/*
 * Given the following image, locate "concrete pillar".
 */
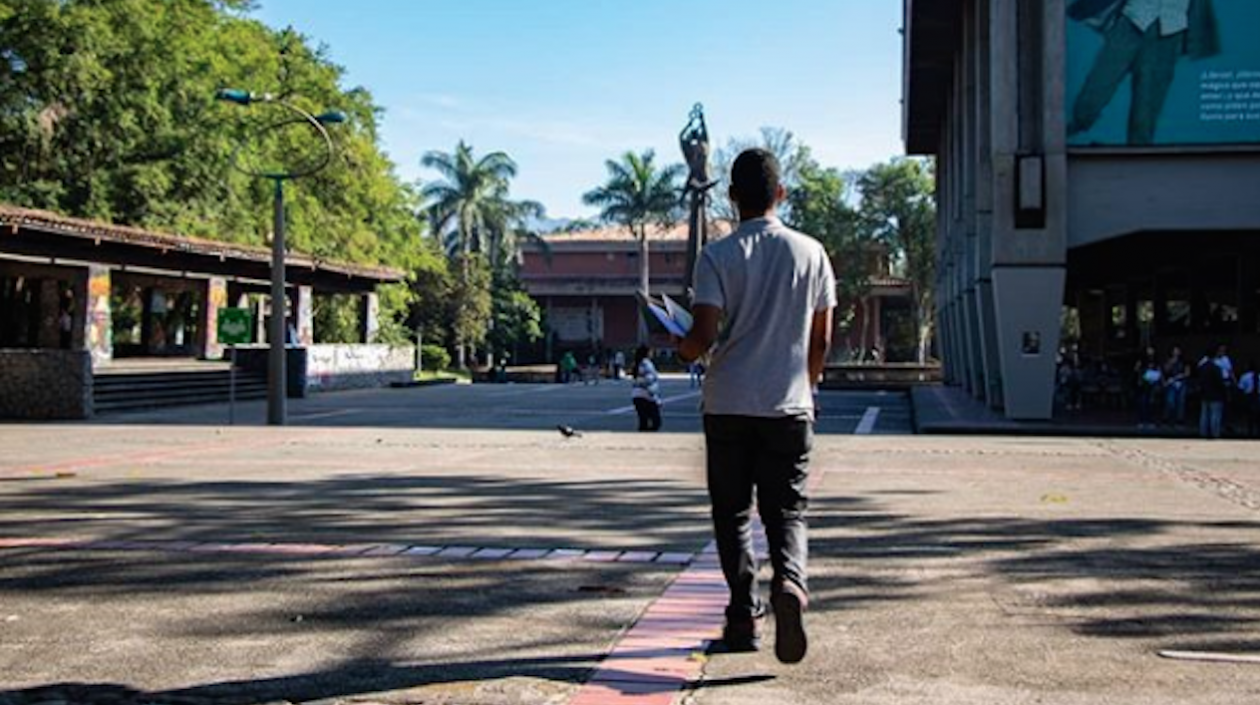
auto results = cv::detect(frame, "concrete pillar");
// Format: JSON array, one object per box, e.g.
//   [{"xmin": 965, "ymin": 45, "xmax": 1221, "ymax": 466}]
[
  {"xmin": 294, "ymin": 285, "xmax": 314, "ymax": 346},
  {"xmin": 979, "ymin": 0, "xmax": 1068, "ymax": 420},
  {"xmin": 977, "ymin": 279, "xmax": 1002, "ymax": 407},
  {"xmin": 361, "ymin": 291, "xmax": 380, "ymax": 344},
  {"xmin": 993, "ymin": 266, "xmax": 1065, "ymax": 419},
  {"xmin": 937, "ymin": 302, "xmax": 953, "ymax": 382},
  {"xmin": 254, "ymin": 296, "xmax": 267, "ymax": 344},
  {"xmin": 82, "ymin": 264, "xmax": 112, "ymax": 367},
  {"xmin": 199, "ymin": 277, "xmax": 228, "ymax": 360}
]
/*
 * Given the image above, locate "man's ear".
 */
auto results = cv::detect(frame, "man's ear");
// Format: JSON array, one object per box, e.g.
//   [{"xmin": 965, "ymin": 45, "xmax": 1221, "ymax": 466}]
[
  {"xmin": 774, "ymin": 183, "xmax": 788, "ymax": 205},
  {"xmin": 728, "ymin": 185, "xmax": 740, "ymax": 211}
]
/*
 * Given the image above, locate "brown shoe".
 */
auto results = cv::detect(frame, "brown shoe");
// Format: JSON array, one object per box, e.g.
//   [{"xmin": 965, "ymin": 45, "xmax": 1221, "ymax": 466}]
[
  {"xmin": 771, "ymin": 582, "xmax": 808, "ymax": 664},
  {"xmin": 711, "ymin": 606, "xmax": 766, "ymax": 653}
]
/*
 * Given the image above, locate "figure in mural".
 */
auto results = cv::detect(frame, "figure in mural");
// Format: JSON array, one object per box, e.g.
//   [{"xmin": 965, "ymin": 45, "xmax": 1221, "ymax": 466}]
[{"xmin": 1067, "ymin": 0, "xmax": 1220, "ymax": 145}]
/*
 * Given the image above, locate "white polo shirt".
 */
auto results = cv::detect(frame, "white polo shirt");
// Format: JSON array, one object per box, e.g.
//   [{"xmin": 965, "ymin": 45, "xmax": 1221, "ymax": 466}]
[
  {"xmin": 1124, "ymin": 0, "xmax": 1192, "ymax": 36},
  {"xmin": 693, "ymin": 216, "xmax": 836, "ymax": 418}
]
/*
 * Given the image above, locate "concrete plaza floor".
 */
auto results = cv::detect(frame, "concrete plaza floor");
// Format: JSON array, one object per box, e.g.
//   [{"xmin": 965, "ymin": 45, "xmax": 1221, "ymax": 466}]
[{"xmin": 1, "ymin": 380, "xmax": 1258, "ymax": 704}]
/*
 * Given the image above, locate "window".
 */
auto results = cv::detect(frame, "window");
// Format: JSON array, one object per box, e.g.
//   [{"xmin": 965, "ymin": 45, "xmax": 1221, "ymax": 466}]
[{"xmin": 1165, "ymin": 297, "xmax": 1191, "ymax": 333}]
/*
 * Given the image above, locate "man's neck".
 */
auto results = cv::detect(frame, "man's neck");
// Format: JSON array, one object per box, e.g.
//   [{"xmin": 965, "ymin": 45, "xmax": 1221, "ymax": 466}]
[{"xmin": 738, "ymin": 210, "xmax": 776, "ymax": 223}]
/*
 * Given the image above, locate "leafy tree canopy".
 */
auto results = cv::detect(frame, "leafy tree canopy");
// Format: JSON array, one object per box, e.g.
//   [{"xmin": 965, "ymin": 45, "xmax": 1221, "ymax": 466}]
[{"xmin": 0, "ymin": 0, "xmax": 421, "ymax": 270}]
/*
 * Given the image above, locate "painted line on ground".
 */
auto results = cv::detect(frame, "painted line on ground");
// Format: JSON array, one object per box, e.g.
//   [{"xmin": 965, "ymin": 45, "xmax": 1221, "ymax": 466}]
[
  {"xmin": 480, "ymin": 383, "xmax": 571, "ymax": 397},
  {"xmin": 855, "ymin": 406, "xmax": 881, "ymax": 435},
  {"xmin": 0, "ymin": 537, "xmax": 694, "ymax": 566},
  {"xmin": 605, "ymin": 391, "xmax": 702, "ymax": 416},
  {"xmin": 568, "ymin": 519, "xmax": 773, "ymax": 705},
  {"xmin": 289, "ymin": 409, "xmax": 364, "ymax": 421},
  {"xmin": 1, "ymin": 434, "xmax": 303, "ymax": 478}
]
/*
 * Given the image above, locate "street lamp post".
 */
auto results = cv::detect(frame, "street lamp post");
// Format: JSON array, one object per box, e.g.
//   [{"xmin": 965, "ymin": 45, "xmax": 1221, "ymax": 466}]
[{"xmin": 216, "ymin": 89, "xmax": 345, "ymax": 426}]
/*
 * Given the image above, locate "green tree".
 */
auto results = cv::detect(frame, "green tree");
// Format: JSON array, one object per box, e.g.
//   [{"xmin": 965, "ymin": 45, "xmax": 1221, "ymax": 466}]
[
  {"xmin": 711, "ymin": 127, "xmax": 812, "ymax": 224},
  {"xmin": 421, "ymin": 141, "xmax": 546, "ymax": 365},
  {"xmin": 0, "ymin": 0, "xmax": 431, "ymax": 345},
  {"xmin": 446, "ymin": 253, "xmax": 492, "ymax": 366},
  {"xmin": 582, "ymin": 150, "xmax": 683, "ymax": 343},
  {"xmin": 786, "ymin": 160, "xmax": 874, "ymax": 359},
  {"xmin": 858, "ymin": 158, "xmax": 937, "ymax": 363},
  {"xmin": 420, "ymin": 141, "xmax": 544, "ymax": 268},
  {"xmin": 400, "ymin": 240, "xmax": 455, "ymax": 353},
  {"xmin": 488, "ymin": 272, "xmax": 543, "ymax": 365}
]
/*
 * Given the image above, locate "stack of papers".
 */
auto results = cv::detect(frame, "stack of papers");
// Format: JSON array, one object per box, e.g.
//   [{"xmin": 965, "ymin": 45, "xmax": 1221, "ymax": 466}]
[{"xmin": 645, "ymin": 294, "xmax": 693, "ymax": 337}]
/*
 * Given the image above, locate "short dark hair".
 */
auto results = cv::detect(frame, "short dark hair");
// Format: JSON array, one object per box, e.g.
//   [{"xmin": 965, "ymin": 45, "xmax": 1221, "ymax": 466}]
[{"xmin": 730, "ymin": 148, "xmax": 781, "ymax": 214}]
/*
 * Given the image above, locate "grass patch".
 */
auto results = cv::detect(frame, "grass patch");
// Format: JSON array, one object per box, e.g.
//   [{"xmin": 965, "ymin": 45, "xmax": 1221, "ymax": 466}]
[{"xmin": 414, "ymin": 369, "xmax": 469, "ymax": 383}]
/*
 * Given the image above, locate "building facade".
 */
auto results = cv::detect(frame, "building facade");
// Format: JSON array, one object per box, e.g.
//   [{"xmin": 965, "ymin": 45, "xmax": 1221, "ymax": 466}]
[
  {"xmin": 519, "ymin": 224, "xmax": 703, "ymax": 361},
  {"xmin": 904, "ymin": 0, "xmax": 1260, "ymax": 419},
  {"xmin": 521, "ymin": 223, "xmax": 917, "ymax": 365},
  {"xmin": 0, "ymin": 205, "xmax": 404, "ymax": 418}
]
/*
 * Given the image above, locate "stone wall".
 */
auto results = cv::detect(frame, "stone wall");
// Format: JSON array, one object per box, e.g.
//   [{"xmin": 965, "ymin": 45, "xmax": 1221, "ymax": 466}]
[
  {"xmin": 0, "ymin": 350, "xmax": 92, "ymax": 419},
  {"xmin": 305, "ymin": 345, "xmax": 415, "ymax": 393}
]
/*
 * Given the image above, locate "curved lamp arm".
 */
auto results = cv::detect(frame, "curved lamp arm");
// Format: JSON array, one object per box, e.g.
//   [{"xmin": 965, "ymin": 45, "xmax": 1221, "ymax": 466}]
[{"xmin": 218, "ymin": 90, "xmax": 344, "ymax": 180}]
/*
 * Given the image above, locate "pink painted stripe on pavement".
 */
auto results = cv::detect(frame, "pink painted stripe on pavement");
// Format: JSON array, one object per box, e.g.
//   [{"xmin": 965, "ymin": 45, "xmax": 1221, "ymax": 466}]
[
  {"xmin": 566, "ymin": 542, "xmax": 725, "ymax": 705},
  {"xmin": 566, "ymin": 466, "xmax": 826, "ymax": 705}
]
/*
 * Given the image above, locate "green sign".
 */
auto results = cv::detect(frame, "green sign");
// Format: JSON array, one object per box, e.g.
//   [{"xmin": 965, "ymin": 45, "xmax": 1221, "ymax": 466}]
[
  {"xmin": 1066, "ymin": 0, "xmax": 1260, "ymax": 147},
  {"xmin": 217, "ymin": 308, "xmax": 253, "ymax": 345}
]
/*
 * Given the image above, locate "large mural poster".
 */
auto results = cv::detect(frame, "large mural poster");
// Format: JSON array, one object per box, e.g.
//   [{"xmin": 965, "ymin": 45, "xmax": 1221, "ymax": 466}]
[{"xmin": 1066, "ymin": 0, "xmax": 1260, "ymax": 147}]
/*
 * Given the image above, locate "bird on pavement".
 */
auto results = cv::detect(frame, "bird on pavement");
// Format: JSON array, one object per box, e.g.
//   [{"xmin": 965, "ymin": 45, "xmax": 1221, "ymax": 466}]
[{"xmin": 557, "ymin": 424, "xmax": 582, "ymax": 439}]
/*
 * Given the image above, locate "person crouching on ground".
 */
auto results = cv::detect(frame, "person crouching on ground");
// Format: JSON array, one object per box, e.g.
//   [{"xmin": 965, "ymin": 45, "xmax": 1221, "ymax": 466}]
[
  {"xmin": 631, "ymin": 345, "xmax": 662, "ymax": 432},
  {"xmin": 678, "ymin": 148, "xmax": 837, "ymax": 664}
]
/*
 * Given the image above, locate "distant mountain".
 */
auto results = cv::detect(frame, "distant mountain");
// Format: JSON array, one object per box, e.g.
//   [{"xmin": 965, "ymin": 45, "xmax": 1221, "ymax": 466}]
[{"xmin": 527, "ymin": 216, "xmax": 575, "ymax": 233}]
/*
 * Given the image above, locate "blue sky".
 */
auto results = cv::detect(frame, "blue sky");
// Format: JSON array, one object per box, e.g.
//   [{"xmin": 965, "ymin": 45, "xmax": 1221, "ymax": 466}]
[{"xmin": 253, "ymin": 1, "xmax": 906, "ymax": 219}]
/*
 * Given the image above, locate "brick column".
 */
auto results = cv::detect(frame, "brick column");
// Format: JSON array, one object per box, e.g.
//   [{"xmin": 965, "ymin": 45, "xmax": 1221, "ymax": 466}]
[
  {"xmin": 294, "ymin": 285, "xmax": 314, "ymax": 346},
  {"xmin": 82, "ymin": 265, "xmax": 112, "ymax": 367},
  {"xmin": 199, "ymin": 277, "xmax": 228, "ymax": 360},
  {"xmin": 360, "ymin": 292, "xmax": 379, "ymax": 343}
]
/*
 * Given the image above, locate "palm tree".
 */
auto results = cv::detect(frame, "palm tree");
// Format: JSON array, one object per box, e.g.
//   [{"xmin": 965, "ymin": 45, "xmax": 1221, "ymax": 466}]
[
  {"xmin": 421, "ymin": 141, "xmax": 515, "ymax": 257},
  {"xmin": 421, "ymin": 141, "xmax": 544, "ymax": 366},
  {"xmin": 583, "ymin": 150, "xmax": 683, "ymax": 343}
]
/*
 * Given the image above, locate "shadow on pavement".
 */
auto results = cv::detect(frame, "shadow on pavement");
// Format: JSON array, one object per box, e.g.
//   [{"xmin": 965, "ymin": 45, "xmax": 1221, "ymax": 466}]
[
  {"xmin": 807, "ymin": 494, "xmax": 1260, "ymax": 650},
  {"xmin": 1, "ymin": 651, "xmax": 682, "ymax": 705},
  {"xmin": 0, "ymin": 473, "xmax": 711, "ymax": 554}
]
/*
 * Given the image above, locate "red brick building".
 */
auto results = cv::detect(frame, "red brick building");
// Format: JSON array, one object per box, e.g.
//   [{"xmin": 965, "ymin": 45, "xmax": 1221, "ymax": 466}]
[
  {"xmin": 519, "ymin": 223, "xmax": 714, "ymax": 361},
  {"xmin": 519, "ymin": 223, "xmax": 914, "ymax": 363}
]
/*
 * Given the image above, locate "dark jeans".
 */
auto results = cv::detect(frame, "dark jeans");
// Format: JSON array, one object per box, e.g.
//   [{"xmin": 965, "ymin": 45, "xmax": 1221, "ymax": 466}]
[
  {"xmin": 1137, "ymin": 385, "xmax": 1159, "ymax": 425},
  {"xmin": 704, "ymin": 414, "xmax": 811, "ymax": 623},
  {"xmin": 633, "ymin": 398, "xmax": 661, "ymax": 432},
  {"xmin": 1200, "ymin": 400, "xmax": 1224, "ymax": 438},
  {"xmin": 1070, "ymin": 18, "xmax": 1182, "ymax": 145}
]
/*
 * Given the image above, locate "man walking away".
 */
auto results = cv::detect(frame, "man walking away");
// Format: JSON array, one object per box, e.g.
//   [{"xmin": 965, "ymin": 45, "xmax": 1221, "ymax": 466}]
[{"xmin": 679, "ymin": 148, "xmax": 837, "ymax": 664}]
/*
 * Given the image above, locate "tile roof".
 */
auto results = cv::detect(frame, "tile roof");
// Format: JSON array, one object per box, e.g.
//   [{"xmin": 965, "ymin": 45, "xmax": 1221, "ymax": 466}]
[
  {"xmin": 541, "ymin": 220, "xmax": 733, "ymax": 244},
  {"xmin": 0, "ymin": 204, "xmax": 404, "ymax": 282}
]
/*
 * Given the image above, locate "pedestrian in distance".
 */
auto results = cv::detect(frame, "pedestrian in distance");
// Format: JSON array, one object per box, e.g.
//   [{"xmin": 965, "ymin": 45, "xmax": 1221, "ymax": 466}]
[
  {"xmin": 631, "ymin": 345, "xmax": 662, "ymax": 432},
  {"xmin": 612, "ymin": 349, "xmax": 626, "ymax": 380},
  {"xmin": 559, "ymin": 351, "xmax": 578, "ymax": 384},
  {"xmin": 1137, "ymin": 355, "xmax": 1162, "ymax": 430},
  {"xmin": 1197, "ymin": 346, "xmax": 1227, "ymax": 439},
  {"xmin": 1134, "ymin": 345, "xmax": 1160, "ymax": 429},
  {"xmin": 1162, "ymin": 346, "xmax": 1189, "ymax": 425},
  {"xmin": 689, "ymin": 359, "xmax": 706, "ymax": 389},
  {"xmin": 678, "ymin": 148, "xmax": 837, "ymax": 664}
]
